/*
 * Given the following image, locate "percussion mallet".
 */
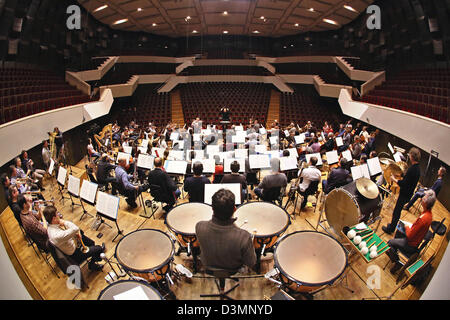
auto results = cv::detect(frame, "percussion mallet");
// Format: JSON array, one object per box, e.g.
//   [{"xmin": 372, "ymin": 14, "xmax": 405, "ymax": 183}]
[
  {"xmin": 377, "ymin": 243, "xmax": 389, "ymax": 254},
  {"xmin": 365, "ymin": 235, "xmax": 374, "ymax": 245},
  {"xmin": 361, "ymin": 231, "xmax": 374, "ymax": 241},
  {"xmin": 367, "ymin": 240, "xmax": 379, "ymax": 250}
]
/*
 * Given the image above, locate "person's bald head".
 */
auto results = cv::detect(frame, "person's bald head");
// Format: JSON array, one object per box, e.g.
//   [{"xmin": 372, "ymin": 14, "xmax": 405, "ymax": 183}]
[
  {"xmin": 154, "ymin": 157, "xmax": 163, "ymax": 168},
  {"xmin": 118, "ymin": 158, "xmax": 127, "ymax": 167}
]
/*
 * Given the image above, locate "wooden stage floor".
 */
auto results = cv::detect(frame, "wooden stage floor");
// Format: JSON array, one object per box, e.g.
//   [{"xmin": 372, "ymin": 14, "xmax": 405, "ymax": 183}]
[{"xmin": 1, "ymin": 158, "xmax": 448, "ymax": 300}]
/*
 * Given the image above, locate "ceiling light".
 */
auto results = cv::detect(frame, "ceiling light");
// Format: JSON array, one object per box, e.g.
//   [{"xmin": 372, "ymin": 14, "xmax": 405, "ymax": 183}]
[
  {"xmin": 192, "ymin": 30, "xmax": 198, "ymax": 33},
  {"xmin": 294, "ymin": 23, "xmax": 299, "ymax": 27},
  {"xmin": 152, "ymin": 23, "xmax": 157, "ymax": 27},
  {"xmin": 343, "ymin": 5, "xmax": 357, "ymax": 12},
  {"xmin": 223, "ymin": 30, "xmax": 228, "ymax": 34},
  {"xmin": 223, "ymin": 11, "xmax": 228, "ymax": 15},
  {"xmin": 93, "ymin": 5, "xmax": 108, "ymax": 13},
  {"xmin": 113, "ymin": 19, "xmax": 128, "ymax": 25},
  {"xmin": 253, "ymin": 30, "xmax": 260, "ymax": 34},
  {"xmin": 186, "ymin": 16, "xmax": 191, "ymax": 20},
  {"xmin": 137, "ymin": 8, "xmax": 143, "ymax": 12},
  {"xmin": 260, "ymin": 16, "xmax": 265, "ymax": 19},
  {"xmin": 308, "ymin": 8, "xmax": 315, "ymax": 12},
  {"xmin": 323, "ymin": 18, "xmax": 338, "ymax": 25}
]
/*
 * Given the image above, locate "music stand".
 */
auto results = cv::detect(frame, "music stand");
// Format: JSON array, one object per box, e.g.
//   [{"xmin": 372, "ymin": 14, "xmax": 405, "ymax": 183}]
[
  {"xmin": 79, "ymin": 179, "xmax": 97, "ymax": 221},
  {"xmin": 56, "ymin": 166, "xmax": 70, "ymax": 204},
  {"xmin": 95, "ymin": 191, "xmax": 123, "ymax": 242},
  {"xmin": 67, "ymin": 175, "xmax": 82, "ymax": 211}
]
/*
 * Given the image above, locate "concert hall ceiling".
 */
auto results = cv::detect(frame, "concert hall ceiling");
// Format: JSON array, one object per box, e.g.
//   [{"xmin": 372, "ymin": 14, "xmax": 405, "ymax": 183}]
[{"xmin": 77, "ymin": 0, "xmax": 375, "ymax": 37}]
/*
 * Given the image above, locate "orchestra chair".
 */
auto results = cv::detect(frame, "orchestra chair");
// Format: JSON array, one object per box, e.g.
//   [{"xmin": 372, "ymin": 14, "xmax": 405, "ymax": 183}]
[
  {"xmin": 384, "ymin": 218, "xmax": 446, "ymax": 284},
  {"xmin": 48, "ymin": 241, "xmax": 90, "ymax": 290},
  {"xmin": 260, "ymin": 186, "xmax": 283, "ymax": 207},
  {"xmin": 85, "ymin": 165, "xmax": 108, "ymax": 192},
  {"xmin": 148, "ymin": 184, "xmax": 176, "ymax": 215},
  {"xmin": 298, "ymin": 180, "xmax": 320, "ymax": 213},
  {"xmin": 32, "ymin": 238, "xmax": 60, "ymax": 278},
  {"xmin": 200, "ymin": 267, "xmax": 240, "ymax": 300}
]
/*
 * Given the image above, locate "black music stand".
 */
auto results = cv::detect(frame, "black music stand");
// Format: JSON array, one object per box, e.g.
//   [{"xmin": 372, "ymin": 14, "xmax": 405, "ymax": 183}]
[
  {"xmin": 56, "ymin": 173, "xmax": 70, "ymax": 204},
  {"xmin": 95, "ymin": 194, "xmax": 123, "ymax": 242}
]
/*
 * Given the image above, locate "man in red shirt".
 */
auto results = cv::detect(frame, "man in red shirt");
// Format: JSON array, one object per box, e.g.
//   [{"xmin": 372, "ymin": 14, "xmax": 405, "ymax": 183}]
[{"xmin": 386, "ymin": 189, "xmax": 435, "ymax": 274}]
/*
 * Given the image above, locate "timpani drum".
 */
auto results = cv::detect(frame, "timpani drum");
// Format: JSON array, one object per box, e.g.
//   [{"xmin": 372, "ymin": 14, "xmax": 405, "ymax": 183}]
[
  {"xmin": 274, "ymin": 231, "xmax": 348, "ymax": 293},
  {"xmin": 165, "ymin": 203, "xmax": 213, "ymax": 249},
  {"xmin": 98, "ymin": 280, "xmax": 164, "ymax": 300},
  {"xmin": 115, "ymin": 229, "xmax": 174, "ymax": 282},
  {"xmin": 234, "ymin": 202, "xmax": 290, "ymax": 251},
  {"xmin": 324, "ymin": 181, "xmax": 382, "ymax": 235}
]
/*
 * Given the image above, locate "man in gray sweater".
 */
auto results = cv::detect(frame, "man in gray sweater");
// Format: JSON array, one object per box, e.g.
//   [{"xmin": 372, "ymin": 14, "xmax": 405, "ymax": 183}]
[
  {"xmin": 254, "ymin": 158, "xmax": 287, "ymax": 201},
  {"xmin": 196, "ymin": 189, "xmax": 256, "ymax": 272}
]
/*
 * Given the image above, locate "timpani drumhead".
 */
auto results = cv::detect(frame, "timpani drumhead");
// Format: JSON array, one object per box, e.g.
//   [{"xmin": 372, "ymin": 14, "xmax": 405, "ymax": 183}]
[
  {"xmin": 274, "ymin": 231, "xmax": 347, "ymax": 287},
  {"xmin": 115, "ymin": 229, "xmax": 174, "ymax": 273},
  {"xmin": 165, "ymin": 203, "xmax": 213, "ymax": 235},
  {"xmin": 98, "ymin": 280, "xmax": 164, "ymax": 300},
  {"xmin": 234, "ymin": 202, "xmax": 290, "ymax": 237},
  {"xmin": 324, "ymin": 187, "xmax": 360, "ymax": 235}
]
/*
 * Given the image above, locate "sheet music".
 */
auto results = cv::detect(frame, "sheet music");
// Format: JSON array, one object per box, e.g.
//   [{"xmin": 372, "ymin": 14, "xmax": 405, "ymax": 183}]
[
  {"xmin": 201, "ymin": 129, "xmax": 211, "ymax": 135},
  {"xmin": 123, "ymin": 146, "xmax": 132, "ymax": 154},
  {"xmin": 305, "ymin": 153, "xmax": 323, "ymax": 166},
  {"xmin": 336, "ymin": 137, "xmax": 344, "ymax": 147},
  {"xmin": 48, "ymin": 158, "xmax": 55, "ymax": 175},
  {"xmin": 172, "ymin": 141, "xmax": 184, "ymax": 150},
  {"xmin": 192, "ymin": 159, "xmax": 215, "ymax": 173},
  {"xmin": 215, "ymin": 151, "xmax": 232, "ymax": 163},
  {"xmin": 249, "ymin": 154, "xmax": 270, "ymax": 169},
  {"xmin": 95, "ymin": 191, "xmax": 119, "ymax": 220},
  {"xmin": 342, "ymin": 150, "xmax": 353, "ymax": 162},
  {"xmin": 351, "ymin": 164, "xmax": 371, "ymax": 181},
  {"xmin": 235, "ymin": 125, "xmax": 243, "ymax": 131},
  {"xmin": 187, "ymin": 149, "xmax": 205, "ymax": 160},
  {"xmin": 232, "ymin": 135, "xmax": 245, "ymax": 144},
  {"xmin": 57, "ymin": 166, "xmax": 67, "ymax": 185},
  {"xmin": 269, "ymin": 136, "xmax": 279, "ymax": 145},
  {"xmin": 170, "ymin": 132, "xmax": 179, "ymax": 141},
  {"xmin": 164, "ymin": 160, "xmax": 188, "ymax": 174},
  {"xmin": 367, "ymin": 157, "xmax": 382, "ymax": 176},
  {"xmin": 169, "ymin": 150, "xmax": 185, "ymax": 161},
  {"xmin": 259, "ymin": 128, "xmax": 267, "ymax": 135},
  {"xmin": 140, "ymin": 139, "xmax": 149, "ymax": 148},
  {"xmin": 280, "ymin": 156, "xmax": 298, "ymax": 171},
  {"xmin": 206, "ymin": 145, "xmax": 220, "ymax": 155},
  {"xmin": 234, "ymin": 149, "xmax": 248, "ymax": 159},
  {"xmin": 151, "ymin": 147, "xmax": 165, "ymax": 158},
  {"xmin": 204, "ymin": 183, "xmax": 241, "ymax": 205},
  {"xmin": 388, "ymin": 142, "xmax": 394, "ymax": 154},
  {"xmin": 137, "ymin": 154, "xmax": 155, "ymax": 170},
  {"xmin": 264, "ymin": 150, "xmax": 280, "ymax": 159},
  {"xmin": 116, "ymin": 152, "xmax": 130, "ymax": 165},
  {"xmin": 287, "ymin": 148, "xmax": 298, "ymax": 158},
  {"xmin": 193, "ymin": 134, "xmax": 201, "ymax": 142},
  {"xmin": 80, "ymin": 180, "xmax": 98, "ymax": 204},
  {"xmin": 113, "ymin": 286, "xmax": 149, "ymax": 301},
  {"xmin": 137, "ymin": 146, "xmax": 148, "ymax": 154},
  {"xmin": 255, "ymin": 144, "xmax": 267, "ymax": 154},
  {"xmin": 393, "ymin": 152, "xmax": 402, "ymax": 163},
  {"xmin": 224, "ymin": 158, "xmax": 246, "ymax": 173},
  {"xmin": 325, "ymin": 150, "xmax": 339, "ymax": 165},
  {"xmin": 284, "ymin": 130, "xmax": 289, "ymax": 137},
  {"xmin": 294, "ymin": 134, "xmax": 305, "ymax": 144},
  {"xmin": 67, "ymin": 175, "xmax": 80, "ymax": 196}
]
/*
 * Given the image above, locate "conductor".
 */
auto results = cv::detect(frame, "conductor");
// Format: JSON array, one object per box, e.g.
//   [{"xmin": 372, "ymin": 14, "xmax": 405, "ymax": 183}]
[{"xmin": 220, "ymin": 107, "xmax": 231, "ymax": 122}]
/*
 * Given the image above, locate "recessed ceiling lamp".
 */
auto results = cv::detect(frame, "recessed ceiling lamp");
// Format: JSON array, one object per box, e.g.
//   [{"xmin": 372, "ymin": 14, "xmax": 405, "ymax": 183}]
[
  {"xmin": 93, "ymin": 5, "xmax": 108, "ymax": 13},
  {"xmin": 260, "ymin": 16, "xmax": 265, "ymax": 19},
  {"xmin": 113, "ymin": 19, "xmax": 128, "ymax": 25},
  {"xmin": 253, "ymin": 30, "xmax": 260, "ymax": 33},
  {"xmin": 152, "ymin": 23, "xmax": 157, "ymax": 27},
  {"xmin": 323, "ymin": 18, "xmax": 338, "ymax": 25},
  {"xmin": 294, "ymin": 23, "xmax": 299, "ymax": 27},
  {"xmin": 308, "ymin": 8, "xmax": 315, "ymax": 12},
  {"xmin": 192, "ymin": 30, "xmax": 198, "ymax": 33},
  {"xmin": 223, "ymin": 30, "xmax": 228, "ymax": 34},
  {"xmin": 137, "ymin": 8, "xmax": 143, "ymax": 12},
  {"xmin": 343, "ymin": 5, "xmax": 357, "ymax": 12},
  {"xmin": 223, "ymin": 11, "xmax": 228, "ymax": 15}
]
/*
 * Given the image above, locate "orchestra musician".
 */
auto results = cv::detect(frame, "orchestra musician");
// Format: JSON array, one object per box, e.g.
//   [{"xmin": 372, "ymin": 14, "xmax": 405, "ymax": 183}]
[
  {"xmin": 41, "ymin": 140, "xmax": 53, "ymax": 171},
  {"xmin": 115, "ymin": 158, "xmax": 148, "ymax": 209},
  {"xmin": 96, "ymin": 154, "xmax": 117, "ymax": 194},
  {"xmin": 220, "ymin": 107, "xmax": 231, "ymax": 122},
  {"xmin": 253, "ymin": 158, "xmax": 287, "ymax": 201},
  {"xmin": 184, "ymin": 162, "xmax": 211, "ymax": 203},
  {"xmin": 382, "ymin": 147, "xmax": 421, "ymax": 235},
  {"xmin": 322, "ymin": 158, "xmax": 351, "ymax": 195},
  {"xmin": 297, "ymin": 156, "xmax": 321, "ymax": 210}
]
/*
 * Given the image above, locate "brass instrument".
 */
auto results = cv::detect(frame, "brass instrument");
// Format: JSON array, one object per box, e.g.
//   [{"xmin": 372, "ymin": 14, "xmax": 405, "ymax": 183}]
[
  {"xmin": 48, "ymin": 131, "xmax": 57, "ymax": 159},
  {"xmin": 94, "ymin": 124, "xmax": 113, "ymax": 152}
]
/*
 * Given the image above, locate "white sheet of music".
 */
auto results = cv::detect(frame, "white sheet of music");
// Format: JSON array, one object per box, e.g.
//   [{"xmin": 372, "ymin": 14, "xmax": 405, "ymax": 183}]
[
  {"xmin": 206, "ymin": 145, "xmax": 220, "ymax": 155},
  {"xmin": 164, "ymin": 160, "xmax": 188, "ymax": 174},
  {"xmin": 116, "ymin": 152, "xmax": 130, "ymax": 165},
  {"xmin": 193, "ymin": 134, "xmax": 201, "ymax": 142},
  {"xmin": 264, "ymin": 150, "xmax": 280, "ymax": 159},
  {"xmin": 215, "ymin": 151, "xmax": 233, "ymax": 162},
  {"xmin": 249, "ymin": 154, "xmax": 270, "ymax": 169},
  {"xmin": 170, "ymin": 132, "xmax": 179, "ymax": 141},
  {"xmin": 67, "ymin": 175, "xmax": 80, "ymax": 196},
  {"xmin": 393, "ymin": 152, "xmax": 402, "ymax": 163},
  {"xmin": 192, "ymin": 159, "xmax": 215, "ymax": 173},
  {"xmin": 255, "ymin": 144, "xmax": 267, "ymax": 154},
  {"xmin": 137, "ymin": 146, "xmax": 148, "ymax": 154},
  {"xmin": 280, "ymin": 156, "xmax": 298, "ymax": 171},
  {"xmin": 80, "ymin": 180, "xmax": 98, "ymax": 204},
  {"xmin": 151, "ymin": 147, "xmax": 165, "ymax": 158},
  {"xmin": 287, "ymin": 148, "xmax": 298, "ymax": 158},
  {"xmin": 123, "ymin": 146, "xmax": 132, "ymax": 154},
  {"xmin": 140, "ymin": 139, "xmax": 149, "ymax": 148},
  {"xmin": 172, "ymin": 141, "xmax": 184, "ymax": 150},
  {"xmin": 204, "ymin": 183, "xmax": 241, "ymax": 205},
  {"xmin": 234, "ymin": 149, "xmax": 248, "ymax": 159},
  {"xmin": 232, "ymin": 135, "xmax": 245, "ymax": 144},
  {"xmin": 48, "ymin": 158, "xmax": 55, "ymax": 175},
  {"xmin": 306, "ymin": 153, "xmax": 323, "ymax": 166},
  {"xmin": 336, "ymin": 137, "xmax": 344, "ymax": 147},
  {"xmin": 388, "ymin": 142, "xmax": 395, "ymax": 154},
  {"xmin": 294, "ymin": 135, "xmax": 305, "ymax": 144},
  {"xmin": 137, "ymin": 154, "xmax": 155, "ymax": 170},
  {"xmin": 284, "ymin": 130, "xmax": 289, "ymax": 137},
  {"xmin": 169, "ymin": 150, "xmax": 185, "ymax": 161},
  {"xmin": 259, "ymin": 128, "xmax": 267, "ymax": 135},
  {"xmin": 201, "ymin": 129, "xmax": 211, "ymax": 135},
  {"xmin": 351, "ymin": 164, "xmax": 371, "ymax": 181},
  {"xmin": 57, "ymin": 166, "xmax": 67, "ymax": 186},
  {"xmin": 188, "ymin": 149, "xmax": 205, "ymax": 160},
  {"xmin": 224, "ymin": 158, "xmax": 246, "ymax": 172},
  {"xmin": 235, "ymin": 126, "xmax": 243, "ymax": 131},
  {"xmin": 342, "ymin": 150, "xmax": 353, "ymax": 162},
  {"xmin": 326, "ymin": 150, "xmax": 339, "ymax": 165},
  {"xmin": 269, "ymin": 136, "xmax": 279, "ymax": 145},
  {"xmin": 96, "ymin": 191, "xmax": 119, "ymax": 221},
  {"xmin": 367, "ymin": 157, "xmax": 382, "ymax": 176}
]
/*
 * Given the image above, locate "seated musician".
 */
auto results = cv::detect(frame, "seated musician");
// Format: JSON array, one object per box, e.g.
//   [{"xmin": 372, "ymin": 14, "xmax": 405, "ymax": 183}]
[
  {"xmin": 184, "ymin": 162, "xmax": 211, "ymax": 203},
  {"xmin": 386, "ymin": 189, "xmax": 435, "ymax": 274},
  {"xmin": 222, "ymin": 161, "xmax": 247, "ymax": 201},
  {"xmin": 20, "ymin": 151, "xmax": 46, "ymax": 187},
  {"xmin": 196, "ymin": 189, "xmax": 256, "ymax": 272},
  {"xmin": 323, "ymin": 158, "xmax": 351, "ymax": 194},
  {"xmin": 8, "ymin": 185, "xmax": 22, "ymax": 227},
  {"xmin": 147, "ymin": 157, "xmax": 180, "ymax": 212},
  {"xmin": 404, "ymin": 166, "xmax": 445, "ymax": 211},
  {"xmin": 350, "ymin": 135, "xmax": 362, "ymax": 160},
  {"xmin": 1, "ymin": 174, "xmax": 12, "ymax": 205},
  {"xmin": 14, "ymin": 158, "xmax": 42, "ymax": 190},
  {"xmin": 43, "ymin": 205, "xmax": 105, "ymax": 271},
  {"xmin": 41, "ymin": 140, "xmax": 52, "ymax": 171},
  {"xmin": 213, "ymin": 155, "xmax": 224, "ymax": 183},
  {"xmin": 254, "ymin": 158, "xmax": 287, "ymax": 201},
  {"xmin": 310, "ymin": 137, "xmax": 321, "ymax": 153},
  {"xmin": 17, "ymin": 194, "xmax": 48, "ymax": 249},
  {"xmin": 87, "ymin": 138, "xmax": 101, "ymax": 161},
  {"xmin": 115, "ymin": 158, "xmax": 146, "ymax": 209},
  {"xmin": 8, "ymin": 164, "xmax": 39, "ymax": 192},
  {"xmin": 320, "ymin": 133, "xmax": 335, "ymax": 153},
  {"xmin": 298, "ymin": 156, "xmax": 321, "ymax": 210},
  {"xmin": 96, "ymin": 154, "xmax": 117, "ymax": 194}
]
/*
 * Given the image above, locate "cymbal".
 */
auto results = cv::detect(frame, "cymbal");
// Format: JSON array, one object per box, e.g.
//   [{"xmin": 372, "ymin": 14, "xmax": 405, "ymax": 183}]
[{"xmin": 356, "ymin": 178, "xmax": 380, "ymax": 199}]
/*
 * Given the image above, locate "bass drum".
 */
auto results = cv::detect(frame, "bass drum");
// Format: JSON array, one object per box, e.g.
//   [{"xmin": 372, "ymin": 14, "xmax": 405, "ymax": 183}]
[{"xmin": 324, "ymin": 181, "xmax": 382, "ymax": 235}]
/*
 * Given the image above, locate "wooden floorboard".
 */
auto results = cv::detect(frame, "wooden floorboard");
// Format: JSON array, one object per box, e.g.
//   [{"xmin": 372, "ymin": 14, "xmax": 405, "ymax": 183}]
[{"xmin": 1, "ymin": 158, "xmax": 448, "ymax": 300}]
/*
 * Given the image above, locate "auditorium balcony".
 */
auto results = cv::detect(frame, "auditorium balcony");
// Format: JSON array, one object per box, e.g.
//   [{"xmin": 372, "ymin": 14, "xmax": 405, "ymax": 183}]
[
  {"xmin": 66, "ymin": 57, "xmax": 109, "ymax": 72},
  {"xmin": 0, "ymin": 68, "xmax": 94, "ymax": 125},
  {"xmin": 180, "ymin": 82, "xmax": 271, "ymax": 125},
  {"xmin": 274, "ymin": 63, "xmax": 353, "ymax": 86},
  {"xmin": 180, "ymin": 65, "xmax": 272, "ymax": 76},
  {"xmin": 280, "ymin": 84, "xmax": 344, "ymax": 128},
  {"xmin": 358, "ymin": 68, "xmax": 450, "ymax": 124}
]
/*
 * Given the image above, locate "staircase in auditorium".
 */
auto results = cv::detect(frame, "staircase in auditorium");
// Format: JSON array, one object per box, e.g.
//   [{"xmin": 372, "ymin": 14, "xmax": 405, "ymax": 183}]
[
  {"xmin": 171, "ymin": 90, "xmax": 185, "ymax": 126},
  {"xmin": 266, "ymin": 90, "xmax": 280, "ymax": 128}
]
